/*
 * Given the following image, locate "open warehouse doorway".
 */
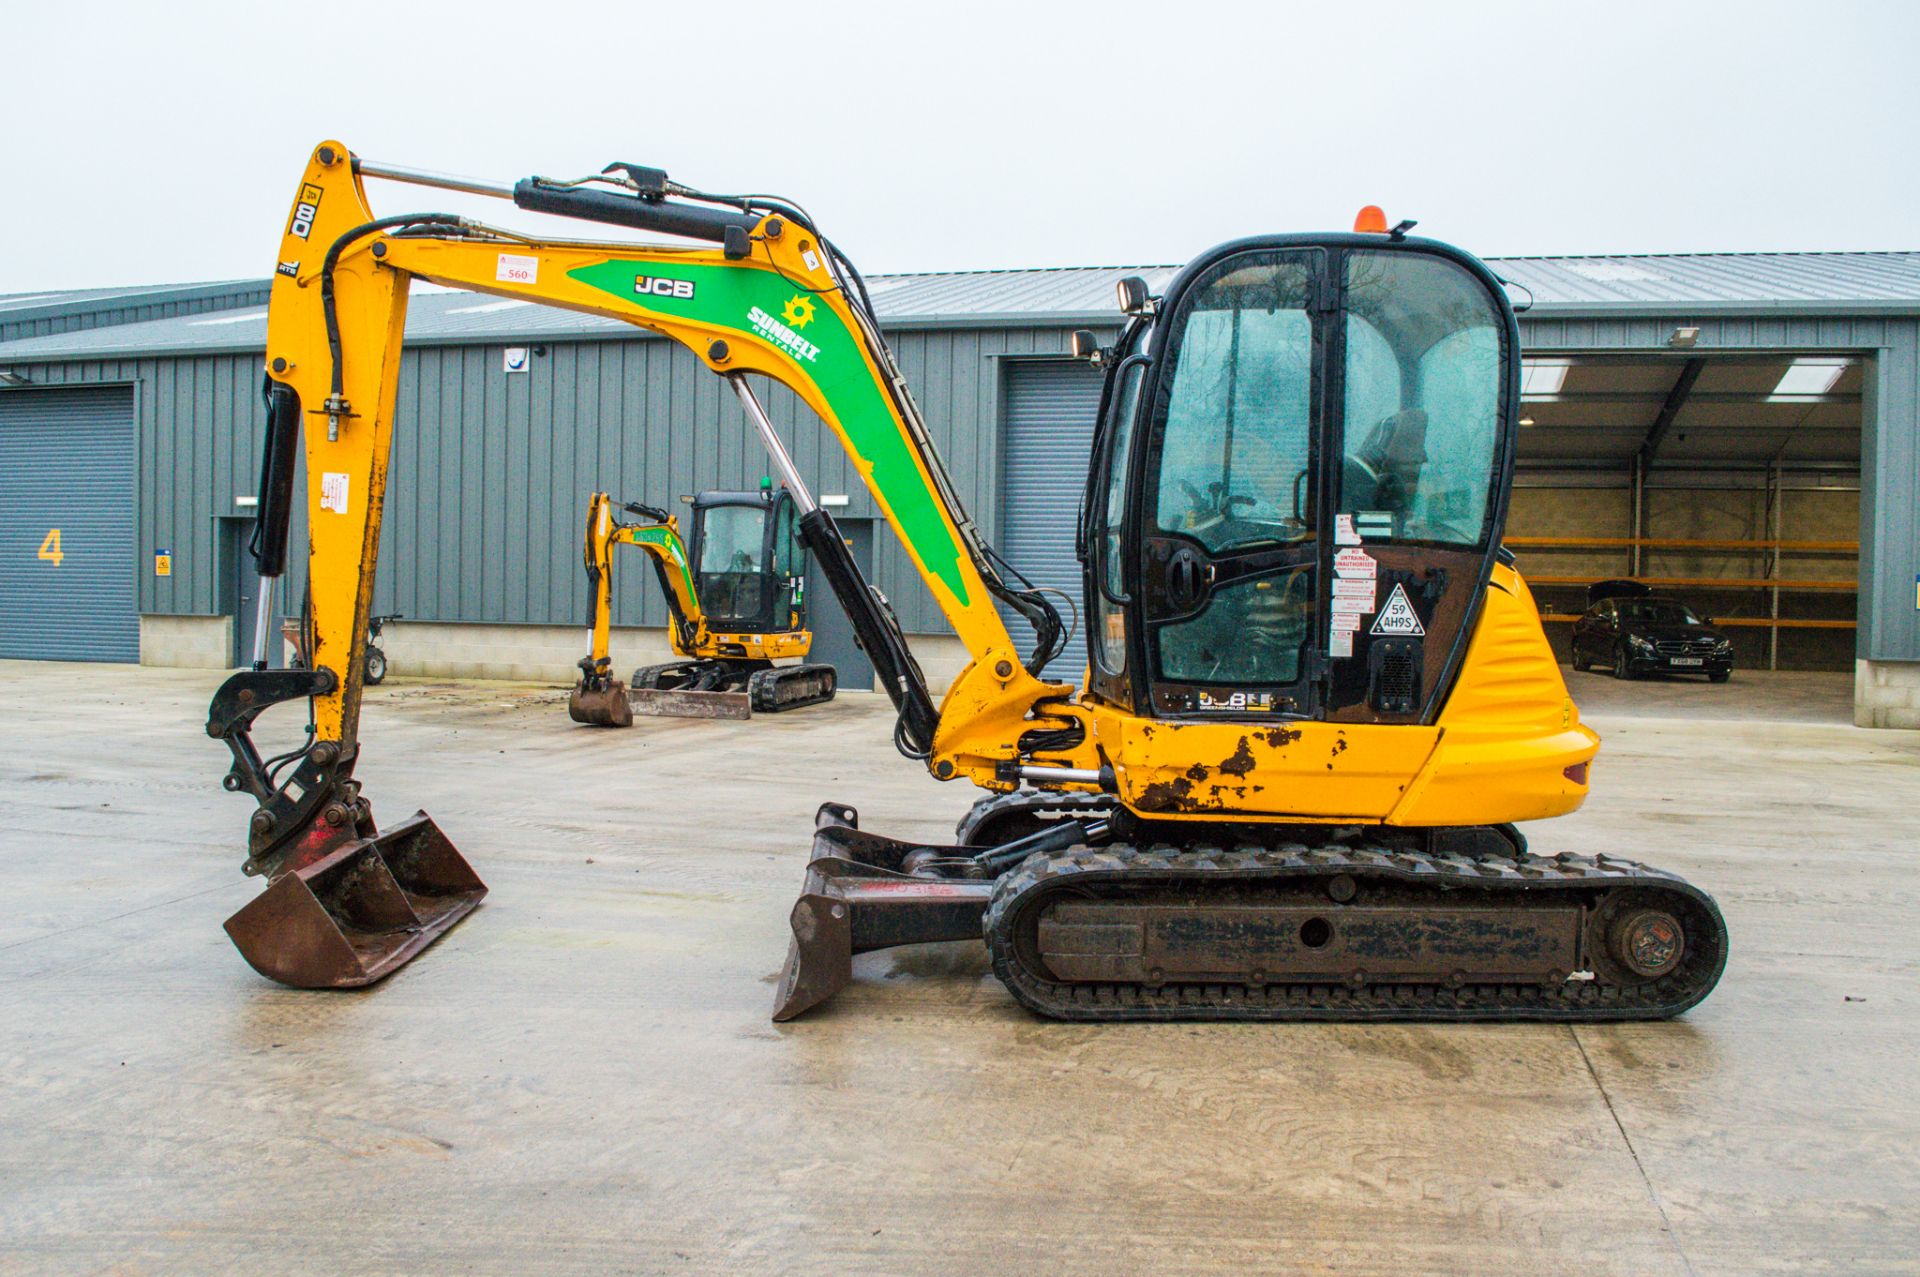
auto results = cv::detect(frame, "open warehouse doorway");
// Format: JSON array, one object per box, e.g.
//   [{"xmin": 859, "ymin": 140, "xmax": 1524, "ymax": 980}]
[{"xmin": 1507, "ymin": 352, "xmax": 1862, "ymax": 672}]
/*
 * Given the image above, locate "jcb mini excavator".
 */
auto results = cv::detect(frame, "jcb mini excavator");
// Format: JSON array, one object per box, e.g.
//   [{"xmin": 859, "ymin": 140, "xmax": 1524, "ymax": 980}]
[
  {"xmin": 207, "ymin": 141, "xmax": 1726, "ymax": 1018},
  {"xmin": 569, "ymin": 485, "xmax": 836, "ymax": 725}
]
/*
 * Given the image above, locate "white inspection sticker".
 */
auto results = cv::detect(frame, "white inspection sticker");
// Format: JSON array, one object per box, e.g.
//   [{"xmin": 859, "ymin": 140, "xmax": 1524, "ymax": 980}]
[
  {"xmin": 1331, "ymin": 631, "xmax": 1354, "ymax": 658},
  {"xmin": 1371, "ymin": 582, "xmax": 1426, "ymax": 636},
  {"xmin": 496, "ymin": 253, "xmax": 539, "ymax": 285},
  {"xmin": 1335, "ymin": 513, "xmax": 1361, "ymax": 546},
  {"xmin": 801, "ymin": 248, "xmax": 821, "ymax": 272},
  {"xmin": 320, "ymin": 472, "xmax": 350, "ymax": 515},
  {"xmin": 1334, "ymin": 548, "xmax": 1377, "ymax": 579}
]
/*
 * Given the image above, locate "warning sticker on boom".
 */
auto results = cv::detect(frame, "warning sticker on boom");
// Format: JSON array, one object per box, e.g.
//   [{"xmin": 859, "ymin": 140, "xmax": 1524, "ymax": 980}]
[{"xmin": 1370, "ymin": 583, "xmax": 1425, "ymax": 636}]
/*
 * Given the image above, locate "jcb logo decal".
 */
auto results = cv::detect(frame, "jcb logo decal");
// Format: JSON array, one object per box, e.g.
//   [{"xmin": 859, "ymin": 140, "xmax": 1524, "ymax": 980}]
[
  {"xmin": 1197, "ymin": 690, "xmax": 1274, "ymax": 712},
  {"xmin": 633, "ymin": 276, "xmax": 695, "ymax": 300},
  {"xmin": 289, "ymin": 183, "xmax": 323, "ymax": 240}
]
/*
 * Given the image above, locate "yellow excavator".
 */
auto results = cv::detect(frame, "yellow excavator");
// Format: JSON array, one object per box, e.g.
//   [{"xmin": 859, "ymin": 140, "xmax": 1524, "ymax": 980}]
[
  {"xmin": 569, "ymin": 486, "xmax": 836, "ymax": 725},
  {"xmin": 206, "ymin": 142, "xmax": 1726, "ymax": 1019}
]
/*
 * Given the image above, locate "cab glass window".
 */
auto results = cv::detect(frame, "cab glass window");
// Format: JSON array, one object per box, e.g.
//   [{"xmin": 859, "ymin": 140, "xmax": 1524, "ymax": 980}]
[
  {"xmin": 698, "ymin": 503, "xmax": 768, "ymax": 621},
  {"xmin": 772, "ymin": 498, "xmax": 802, "ymax": 576},
  {"xmin": 1156, "ymin": 570, "xmax": 1312, "ymax": 684},
  {"xmin": 1152, "ymin": 254, "xmax": 1316, "ymax": 554},
  {"xmin": 1094, "ymin": 358, "xmax": 1147, "ymax": 673},
  {"xmin": 699, "ymin": 505, "xmax": 765, "ymax": 574},
  {"xmin": 1340, "ymin": 252, "xmax": 1504, "ymax": 547}
]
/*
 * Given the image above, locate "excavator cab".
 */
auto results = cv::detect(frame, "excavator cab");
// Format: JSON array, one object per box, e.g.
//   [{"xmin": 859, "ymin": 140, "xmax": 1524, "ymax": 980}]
[
  {"xmin": 1083, "ymin": 239, "xmax": 1514, "ymax": 728},
  {"xmin": 687, "ymin": 486, "xmax": 808, "ymax": 636}
]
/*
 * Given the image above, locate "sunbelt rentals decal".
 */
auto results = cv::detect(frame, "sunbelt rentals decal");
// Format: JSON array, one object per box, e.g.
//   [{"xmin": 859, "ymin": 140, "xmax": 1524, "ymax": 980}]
[{"xmin": 748, "ymin": 294, "xmax": 821, "ymax": 363}]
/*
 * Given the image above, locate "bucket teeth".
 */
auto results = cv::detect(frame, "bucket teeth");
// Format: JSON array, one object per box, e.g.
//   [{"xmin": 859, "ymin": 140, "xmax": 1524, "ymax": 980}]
[{"xmin": 224, "ymin": 811, "xmax": 486, "ymax": 988}]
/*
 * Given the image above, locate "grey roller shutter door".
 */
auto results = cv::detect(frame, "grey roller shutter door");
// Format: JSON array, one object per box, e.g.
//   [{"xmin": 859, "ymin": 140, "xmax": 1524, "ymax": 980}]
[
  {"xmin": 0, "ymin": 387, "xmax": 139, "ymax": 661},
  {"xmin": 998, "ymin": 360, "xmax": 1104, "ymax": 665}
]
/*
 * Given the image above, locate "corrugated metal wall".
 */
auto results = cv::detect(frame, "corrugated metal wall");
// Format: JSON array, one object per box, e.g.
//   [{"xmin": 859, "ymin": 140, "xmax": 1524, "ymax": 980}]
[
  {"xmin": 6, "ymin": 326, "xmax": 1083, "ymax": 640},
  {"xmin": 7, "ymin": 311, "xmax": 1915, "ymax": 659},
  {"xmin": 1861, "ymin": 319, "xmax": 1920, "ymax": 662}
]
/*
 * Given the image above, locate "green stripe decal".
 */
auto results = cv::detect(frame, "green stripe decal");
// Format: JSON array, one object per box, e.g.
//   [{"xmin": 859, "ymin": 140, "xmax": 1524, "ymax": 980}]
[
  {"xmin": 568, "ymin": 259, "xmax": 970, "ymax": 608},
  {"xmin": 631, "ymin": 525, "xmax": 696, "ymax": 603}
]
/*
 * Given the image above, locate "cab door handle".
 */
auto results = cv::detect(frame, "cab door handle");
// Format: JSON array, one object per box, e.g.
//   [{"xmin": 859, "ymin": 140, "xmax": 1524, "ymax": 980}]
[{"xmin": 1166, "ymin": 547, "xmax": 1208, "ymax": 612}]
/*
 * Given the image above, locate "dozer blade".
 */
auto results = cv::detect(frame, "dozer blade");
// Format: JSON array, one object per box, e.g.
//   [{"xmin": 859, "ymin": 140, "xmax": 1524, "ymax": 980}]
[
  {"xmin": 224, "ymin": 811, "xmax": 487, "ymax": 988},
  {"xmin": 569, "ymin": 680, "xmax": 633, "ymax": 726},
  {"xmin": 629, "ymin": 687, "xmax": 752, "ymax": 720},
  {"xmin": 772, "ymin": 804, "xmax": 994, "ymax": 1021}
]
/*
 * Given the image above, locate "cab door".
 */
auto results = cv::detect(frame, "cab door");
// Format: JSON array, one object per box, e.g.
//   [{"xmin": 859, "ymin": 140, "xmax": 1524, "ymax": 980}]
[
  {"xmin": 1126, "ymin": 239, "xmax": 1516, "ymax": 727},
  {"xmin": 1134, "ymin": 249, "xmax": 1327, "ymax": 719},
  {"xmin": 769, "ymin": 490, "xmax": 807, "ymax": 632}
]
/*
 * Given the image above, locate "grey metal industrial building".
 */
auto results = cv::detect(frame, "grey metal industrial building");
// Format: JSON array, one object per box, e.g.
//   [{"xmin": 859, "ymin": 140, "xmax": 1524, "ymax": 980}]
[{"xmin": 2, "ymin": 252, "xmax": 1917, "ymax": 725}]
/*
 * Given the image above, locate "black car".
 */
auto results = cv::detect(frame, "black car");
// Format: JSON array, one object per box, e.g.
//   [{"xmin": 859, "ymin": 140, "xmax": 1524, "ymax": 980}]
[{"xmin": 1571, "ymin": 582, "xmax": 1733, "ymax": 682}]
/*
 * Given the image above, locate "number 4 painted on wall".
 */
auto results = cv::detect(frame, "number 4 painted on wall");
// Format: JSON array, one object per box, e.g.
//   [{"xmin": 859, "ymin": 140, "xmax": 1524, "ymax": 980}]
[{"xmin": 37, "ymin": 528, "xmax": 63, "ymax": 567}]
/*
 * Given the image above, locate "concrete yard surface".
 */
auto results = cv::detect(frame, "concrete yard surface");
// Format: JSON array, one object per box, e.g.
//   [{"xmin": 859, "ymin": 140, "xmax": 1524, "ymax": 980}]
[{"xmin": 2, "ymin": 661, "xmax": 1917, "ymax": 1275}]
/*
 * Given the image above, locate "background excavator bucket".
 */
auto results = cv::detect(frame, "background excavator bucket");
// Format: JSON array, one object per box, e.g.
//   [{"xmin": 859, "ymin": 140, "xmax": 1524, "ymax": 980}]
[
  {"xmin": 224, "ymin": 812, "xmax": 486, "ymax": 988},
  {"xmin": 629, "ymin": 687, "xmax": 752, "ymax": 719},
  {"xmin": 568, "ymin": 680, "xmax": 634, "ymax": 726}
]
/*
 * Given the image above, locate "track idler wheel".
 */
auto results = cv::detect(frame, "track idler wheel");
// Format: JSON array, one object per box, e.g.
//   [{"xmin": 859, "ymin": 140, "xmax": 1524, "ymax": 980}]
[{"xmin": 1609, "ymin": 907, "xmax": 1685, "ymax": 979}]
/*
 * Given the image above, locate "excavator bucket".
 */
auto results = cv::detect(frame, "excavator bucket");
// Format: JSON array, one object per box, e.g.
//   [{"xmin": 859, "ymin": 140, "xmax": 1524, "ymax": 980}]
[
  {"xmin": 772, "ymin": 804, "xmax": 994, "ymax": 1021},
  {"xmin": 224, "ymin": 812, "xmax": 487, "ymax": 988},
  {"xmin": 629, "ymin": 687, "xmax": 752, "ymax": 719},
  {"xmin": 568, "ymin": 680, "xmax": 634, "ymax": 726}
]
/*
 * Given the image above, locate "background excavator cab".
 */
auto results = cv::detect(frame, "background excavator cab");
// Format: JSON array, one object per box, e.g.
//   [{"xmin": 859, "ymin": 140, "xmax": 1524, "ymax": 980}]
[
  {"xmin": 1082, "ymin": 238, "xmax": 1515, "ymax": 727},
  {"xmin": 687, "ymin": 487, "xmax": 807, "ymax": 637}
]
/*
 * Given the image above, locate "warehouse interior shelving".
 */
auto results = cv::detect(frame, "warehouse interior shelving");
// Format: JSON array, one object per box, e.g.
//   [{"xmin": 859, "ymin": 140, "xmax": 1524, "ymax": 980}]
[{"xmin": 1511, "ymin": 535, "xmax": 1861, "ymax": 661}]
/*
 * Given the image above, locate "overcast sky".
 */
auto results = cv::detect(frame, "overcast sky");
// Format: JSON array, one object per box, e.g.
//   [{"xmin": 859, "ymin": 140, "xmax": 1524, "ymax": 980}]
[{"xmin": 5, "ymin": 0, "xmax": 1916, "ymax": 293}]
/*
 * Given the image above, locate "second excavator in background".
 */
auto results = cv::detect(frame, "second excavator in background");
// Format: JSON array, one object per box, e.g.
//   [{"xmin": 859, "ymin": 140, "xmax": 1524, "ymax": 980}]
[{"xmin": 569, "ymin": 484, "xmax": 836, "ymax": 724}]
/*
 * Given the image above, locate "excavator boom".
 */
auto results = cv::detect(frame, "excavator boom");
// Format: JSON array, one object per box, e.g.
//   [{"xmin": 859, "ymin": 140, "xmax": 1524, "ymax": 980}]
[{"xmin": 209, "ymin": 141, "xmax": 1076, "ymax": 985}]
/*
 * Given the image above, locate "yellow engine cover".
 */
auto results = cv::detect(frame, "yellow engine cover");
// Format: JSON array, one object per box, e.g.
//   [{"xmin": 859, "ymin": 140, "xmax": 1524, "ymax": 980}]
[{"xmin": 1087, "ymin": 565, "xmax": 1598, "ymax": 827}]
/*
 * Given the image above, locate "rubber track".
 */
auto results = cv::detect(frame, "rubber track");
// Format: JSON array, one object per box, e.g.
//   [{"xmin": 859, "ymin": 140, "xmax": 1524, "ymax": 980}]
[
  {"xmin": 748, "ymin": 664, "xmax": 837, "ymax": 713},
  {"xmin": 983, "ymin": 842, "xmax": 1728, "ymax": 1022}
]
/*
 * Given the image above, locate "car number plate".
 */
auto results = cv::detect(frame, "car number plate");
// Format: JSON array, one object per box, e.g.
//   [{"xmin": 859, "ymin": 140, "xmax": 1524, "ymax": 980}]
[{"xmin": 1671, "ymin": 656, "xmax": 1704, "ymax": 666}]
